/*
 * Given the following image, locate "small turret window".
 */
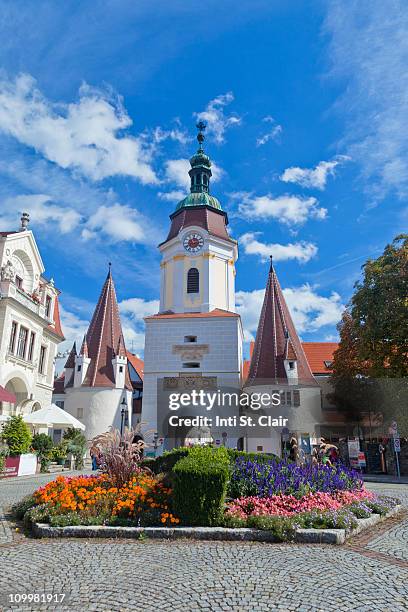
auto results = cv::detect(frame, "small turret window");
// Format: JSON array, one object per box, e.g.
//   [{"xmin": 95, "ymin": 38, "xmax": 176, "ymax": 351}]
[{"xmin": 187, "ymin": 268, "xmax": 199, "ymax": 294}]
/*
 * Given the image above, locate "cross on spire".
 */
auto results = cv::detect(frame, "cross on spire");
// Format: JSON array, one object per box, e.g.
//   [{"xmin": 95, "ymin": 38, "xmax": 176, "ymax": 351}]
[{"xmin": 196, "ymin": 120, "xmax": 206, "ymax": 149}]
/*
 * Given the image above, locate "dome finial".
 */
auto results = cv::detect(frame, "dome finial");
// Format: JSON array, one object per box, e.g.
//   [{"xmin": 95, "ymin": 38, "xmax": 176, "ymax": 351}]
[{"xmin": 196, "ymin": 120, "xmax": 206, "ymax": 150}]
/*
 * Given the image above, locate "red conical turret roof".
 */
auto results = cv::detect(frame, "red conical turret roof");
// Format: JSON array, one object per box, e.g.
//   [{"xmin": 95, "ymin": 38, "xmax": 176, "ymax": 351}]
[
  {"xmin": 247, "ymin": 259, "xmax": 316, "ymax": 386},
  {"xmin": 79, "ymin": 334, "xmax": 89, "ymax": 358},
  {"xmin": 64, "ymin": 342, "xmax": 77, "ymax": 369},
  {"xmin": 82, "ymin": 267, "xmax": 132, "ymax": 389}
]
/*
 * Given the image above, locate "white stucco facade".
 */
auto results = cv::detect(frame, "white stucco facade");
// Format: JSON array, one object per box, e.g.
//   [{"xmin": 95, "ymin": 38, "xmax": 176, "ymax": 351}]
[{"xmin": 0, "ymin": 221, "xmax": 63, "ymax": 418}]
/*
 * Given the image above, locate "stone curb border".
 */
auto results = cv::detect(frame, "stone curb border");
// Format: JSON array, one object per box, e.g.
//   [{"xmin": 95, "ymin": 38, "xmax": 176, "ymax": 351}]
[{"xmin": 32, "ymin": 505, "xmax": 402, "ymax": 546}]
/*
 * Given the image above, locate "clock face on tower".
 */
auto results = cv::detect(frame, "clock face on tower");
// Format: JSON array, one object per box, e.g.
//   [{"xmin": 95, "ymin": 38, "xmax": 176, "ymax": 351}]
[{"xmin": 183, "ymin": 232, "xmax": 204, "ymax": 253}]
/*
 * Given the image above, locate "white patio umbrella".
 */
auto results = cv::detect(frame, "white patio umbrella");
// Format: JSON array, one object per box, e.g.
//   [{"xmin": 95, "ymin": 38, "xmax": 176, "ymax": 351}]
[{"xmin": 23, "ymin": 403, "xmax": 85, "ymax": 431}]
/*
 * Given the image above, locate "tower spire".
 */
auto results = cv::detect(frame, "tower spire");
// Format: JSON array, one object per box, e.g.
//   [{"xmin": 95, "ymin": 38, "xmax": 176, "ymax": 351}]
[{"xmin": 189, "ymin": 121, "xmax": 212, "ymax": 195}]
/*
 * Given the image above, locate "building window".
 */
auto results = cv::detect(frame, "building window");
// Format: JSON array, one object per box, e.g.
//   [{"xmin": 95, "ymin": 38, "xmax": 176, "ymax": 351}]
[
  {"xmin": 183, "ymin": 362, "xmax": 200, "ymax": 368},
  {"xmin": 15, "ymin": 275, "xmax": 23, "ymax": 289},
  {"xmin": 45, "ymin": 295, "xmax": 52, "ymax": 318},
  {"xmin": 286, "ymin": 391, "xmax": 292, "ymax": 406},
  {"xmin": 184, "ymin": 335, "xmax": 197, "ymax": 343},
  {"xmin": 288, "ymin": 361, "xmax": 295, "ymax": 370},
  {"xmin": 77, "ymin": 407, "xmax": 84, "ymax": 419},
  {"xmin": 9, "ymin": 321, "xmax": 17, "ymax": 353},
  {"xmin": 293, "ymin": 390, "xmax": 300, "ymax": 407},
  {"xmin": 119, "ymin": 365, "xmax": 124, "ymax": 373},
  {"xmin": 55, "ymin": 400, "xmax": 65, "ymax": 410},
  {"xmin": 77, "ymin": 365, "xmax": 82, "ymax": 372},
  {"xmin": 257, "ymin": 446, "xmax": 263, "ymax": 452},
  {"xmin": 187, "ymin": 268, "xmax": 199, "ymax": 293},
  {"xmin": 39, "ymin": 345, "xmax": 47, "ymax": 374},
  {"xmin": 27, "ymin": 332, "xmax": 35, "ymax": 361},
  {"xmin": 17, "ymin": 326, "xmax": 28, "ymax": 359},
  {"xmin": 280, "ymin": 391, "xmax": 285, "ymax": 406}
]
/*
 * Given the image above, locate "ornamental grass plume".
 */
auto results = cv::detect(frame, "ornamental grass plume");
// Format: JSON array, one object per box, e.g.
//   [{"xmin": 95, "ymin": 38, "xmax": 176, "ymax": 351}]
[{"xmin": 92, "ymin": 425, "xmax": 152, "ymax": 488}]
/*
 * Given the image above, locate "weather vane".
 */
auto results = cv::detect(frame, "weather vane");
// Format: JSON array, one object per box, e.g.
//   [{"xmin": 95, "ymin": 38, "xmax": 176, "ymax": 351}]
[{"xmin": 196, "ymin": 120, "xmax": 207, "ymax": 147}]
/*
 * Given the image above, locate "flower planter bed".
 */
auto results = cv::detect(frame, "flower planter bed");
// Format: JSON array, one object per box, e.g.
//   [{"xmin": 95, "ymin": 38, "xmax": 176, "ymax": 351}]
[{"xmin": 31, "ymin": 505, "xmax": 402, "ymax": 544}]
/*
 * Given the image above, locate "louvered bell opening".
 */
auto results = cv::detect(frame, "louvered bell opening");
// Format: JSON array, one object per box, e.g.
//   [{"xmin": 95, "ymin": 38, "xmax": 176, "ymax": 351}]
[{"xmin": 187, "ymin": 267, "xmax": 199, "ymax": 293}]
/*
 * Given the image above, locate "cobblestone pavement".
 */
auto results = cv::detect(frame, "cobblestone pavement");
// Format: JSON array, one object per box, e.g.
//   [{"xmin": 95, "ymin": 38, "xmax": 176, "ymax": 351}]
[{"xmin": 0, "ymin": 475, "xmax": 407, "ymax": 611}]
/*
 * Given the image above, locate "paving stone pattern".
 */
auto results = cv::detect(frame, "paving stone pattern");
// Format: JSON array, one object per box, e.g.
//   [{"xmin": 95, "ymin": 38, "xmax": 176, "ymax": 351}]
[{"xmin": 0, "ymin": 474, "xmax": 407, "ymax": 611}]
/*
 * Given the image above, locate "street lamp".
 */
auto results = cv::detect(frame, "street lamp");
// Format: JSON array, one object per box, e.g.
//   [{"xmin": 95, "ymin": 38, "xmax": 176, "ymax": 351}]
[{"xmin": 120, "ymin": 397, "xmax": 127, "ymax": 439}]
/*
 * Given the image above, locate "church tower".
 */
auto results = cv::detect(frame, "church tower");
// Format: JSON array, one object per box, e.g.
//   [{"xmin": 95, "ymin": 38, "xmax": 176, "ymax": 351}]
[
  {"xmin": 159, "ymin": 121, "xmax": 237, "ymax": 314},
  {"xmin": 142, "ymin": 123, "xmax": 243, "ymax": 450}
]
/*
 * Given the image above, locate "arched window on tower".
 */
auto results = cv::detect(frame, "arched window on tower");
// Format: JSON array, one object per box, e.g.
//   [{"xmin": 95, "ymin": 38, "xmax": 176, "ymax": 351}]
[{"xmin": 187, "ymin": 268, "xmax": 199, "ymax": 293}]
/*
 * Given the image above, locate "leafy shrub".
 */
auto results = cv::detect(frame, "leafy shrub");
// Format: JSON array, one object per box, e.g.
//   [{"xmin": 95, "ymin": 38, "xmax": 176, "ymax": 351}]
[
  {"xmin": 173, "ymin": 446, "xmax": 230, "ymax": 526},
  {"xmin": 1, "ymin": 415, "xmax": 32, "ymax": 456},
  {"xmin": 31, "ymin": 433, "xmax": 54, "ymax": 472},
  {"xmin": 147, "ymin": 447, "xmax": 190, "ymax": 475},
  {"xmin": 12, "ymin": 495, "xmax": 37, "ymax": 520},
  {"xmin": 64, "ymin": 429, "xmax": 87, "ymax": 470},
  {"xmin": 229, "ymin": 458, "xmax": 362, "ymax": 499},
  {"xmin": 0, "ymin": 450, "xmax": 7, "ymax": 474},
  {"xmin": 49, "ymin": 443, "xmax": 67, "ymax": 462},
  {"xmin": 226, "ymin": 449, "xmax": 279, "ymax": 465}
]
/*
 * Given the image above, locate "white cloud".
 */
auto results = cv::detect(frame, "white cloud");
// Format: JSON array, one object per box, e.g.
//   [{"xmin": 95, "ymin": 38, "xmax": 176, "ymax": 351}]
[
  {"xmin": 83, "ymin": 204, "xmax": 155, "ymax": 244},
  {"xmin": 119, "ymin": 297, "xmax": 159, "ymax": 353},
  {"xmin": 55, "ymin": 304, "xmax": 89, "ymax": 373},
  {"xmin": 0, "ymin": 74, "xmax": 157, "ymax": 183},
  {"xmin": 240, "ymin": 232, "xmax": 318, "ymax": 263},
  {"xmin": 0, "ymin": 194, "xmax": 81, "ymax": 233},
  {"xmin": 256, "ymin": 116, "xmax": 283, "ymax": 147},
  {"xmin": 151, "ymin": 125, "xmax": 190, "ymax": 145},
  {"xmin": 158, "ymin": 190, "xmax": 186, "ymax": 202},
  {"xmin": 236, "ymin": 284, "xmax": 344, "ymax": 340},
  {"xmin": 195, "ymin": 92, "xmax": 241, "ymax": 144},
  {"xmin": 324, "ymin": 1, "xmax": 408, "ymax": 200},
  {"xmin": 280, "ymin": 156, "xmax": 349, "ymax": 190},
  {"xmin": 234, "ymin": 192, "xmax": 327, "ymax": 225}
]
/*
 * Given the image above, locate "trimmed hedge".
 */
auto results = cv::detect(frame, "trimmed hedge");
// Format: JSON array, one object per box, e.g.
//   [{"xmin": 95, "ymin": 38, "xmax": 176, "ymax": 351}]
[
  {"xmin": 145, "ymin": 447, "xmax": 190, "ymax": 475},
  {"xmin": 146, "ymin": 447, "xmax": 279, "ymax": 475},
  {"xmin": 173, "ymin": 447, "xmax": 230, "ymax": 526},
  {"xmin": 226, "ymin": 449, "xmax": 279, "ymax": 465}
]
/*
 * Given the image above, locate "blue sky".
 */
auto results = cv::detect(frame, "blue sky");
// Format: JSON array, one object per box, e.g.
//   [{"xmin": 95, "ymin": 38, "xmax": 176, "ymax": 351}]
[{"xmin": 0, "ymin": 0, "xmax": 406, "ymax": 358}]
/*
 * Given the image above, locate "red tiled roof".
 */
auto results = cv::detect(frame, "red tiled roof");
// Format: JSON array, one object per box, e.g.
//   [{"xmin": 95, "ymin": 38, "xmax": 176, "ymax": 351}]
[
  {"xmin": 79, "ymin": 335, "xmax": 88, "ymax": 357},
  {"xmin": 83, "ymin": 269, "xmax": 132, "ymax": 390},
  {"xmin": 64, "ymin": 342, "xmax": 77, "ymax": 369},
  {"xmin": 47, "ymin": 294, "xmax": 64, "ymax": 339},
  {"xmin": 126, "ymin": 351, "xmax": 144, "ymax": 380},
  {"xmin": 53, "ymin": 373, "xmax": 65, "ymax": 394},
  {"xmin": 163, "ymin": 206, "xmax": 233, "ymax": 244},
  {"xmin": 146, "ymin": 308, "xmax": 239, "ymax": 320},
  {"xmin": 301, "ymin": 342, "xmax": 339, "ymax": 374},
  {"xmin": 247, "ymin": 262, "xmax": 316, "ymax": 386}
]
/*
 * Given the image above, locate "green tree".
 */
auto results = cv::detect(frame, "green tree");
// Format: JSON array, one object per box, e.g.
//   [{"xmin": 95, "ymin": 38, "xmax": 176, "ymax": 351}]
[
  {"xmin": 351, "ymin": 234, "xmax": 408, "ymax": 377},
  {"xmin": 31, "ymin": 433, "xmax": 53, "ymax": 472},
  {"xmin": 1, "ymin": 415, "xmax": 32, "ymax": 456},
  {"xmin": 64, "ymin": 430, "xmax": 87, "ymax": 469}
]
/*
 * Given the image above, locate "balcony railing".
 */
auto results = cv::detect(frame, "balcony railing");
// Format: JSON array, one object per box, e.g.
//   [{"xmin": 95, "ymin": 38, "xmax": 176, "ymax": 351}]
[{"xmin": 0, "ymin": 281, "xmax": 50, "ymax": 321}]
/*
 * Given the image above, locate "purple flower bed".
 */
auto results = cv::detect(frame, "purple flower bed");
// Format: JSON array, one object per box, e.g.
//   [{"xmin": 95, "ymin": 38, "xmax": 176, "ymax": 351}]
[{"xmin": 229, "ymin": 458, "xmax": 363, "ymax": 499}]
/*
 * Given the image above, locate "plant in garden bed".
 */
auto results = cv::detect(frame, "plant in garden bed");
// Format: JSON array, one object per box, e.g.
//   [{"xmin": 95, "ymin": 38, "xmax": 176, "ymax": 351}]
[
  {"xmin": 173, "ymin": 446, "xmax": 230, "ymax": 526},
  {"xmin": 31, "ymin": 433, "xmax": 54, "ymax": 472},
  {"xmin": 229, "ymin": 458, "xmax": 363, "ymax": 499},
  {"xmin": 1, "ymin": 415, "xmax": 32, "ymax": 456},
  {"xmin": 27, "ymin": 472, "xmax": 178, "ymax": 527},
  {"xmin": 93, "ymin": 425, "xmax": 150, "ymax": 487},
  {"xmin": 63, "ymin": 428, "xmax": 87, "ymax": 470}
]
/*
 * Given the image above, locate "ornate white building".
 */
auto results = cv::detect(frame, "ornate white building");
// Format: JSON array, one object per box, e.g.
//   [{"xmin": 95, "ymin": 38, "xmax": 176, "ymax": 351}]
[
  {"xmin": 0, "ymin": 214, "xmax": 64, "ymax": 417},
  {"xmin": 53, "ymin": 267, "xmax": 132, "ymax": 441}
]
